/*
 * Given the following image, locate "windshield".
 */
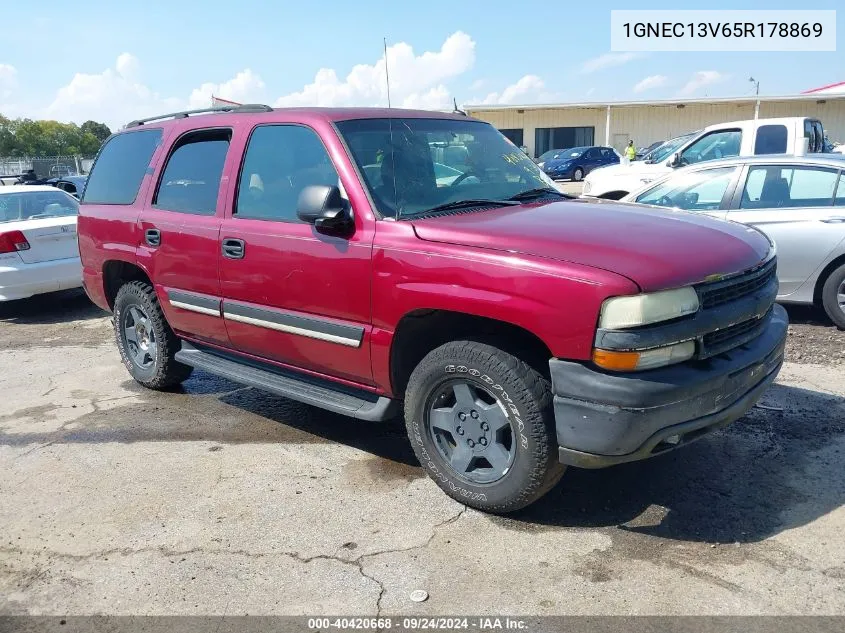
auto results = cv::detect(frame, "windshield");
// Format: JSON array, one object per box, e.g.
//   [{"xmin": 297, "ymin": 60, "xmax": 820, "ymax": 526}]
[
  {"xmin": 336, "ymin": 118, "xmax": 555, "ymax": 218},
  {"xmin": 556, "ymin": 147, "xmax": 587, "ymax": 159},
  {"xmin": 646, "ymin": 133, "xmax": 697, "ymax": 163},
  {"xmin": 0, "ymin": 190, "xmax": 79, "ymax": 223}
]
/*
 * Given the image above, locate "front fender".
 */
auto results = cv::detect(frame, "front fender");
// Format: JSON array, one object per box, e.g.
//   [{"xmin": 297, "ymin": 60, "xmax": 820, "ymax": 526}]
[{"xmin": 370, "ymin": 225, "xmax": 638, "ymax": 393}]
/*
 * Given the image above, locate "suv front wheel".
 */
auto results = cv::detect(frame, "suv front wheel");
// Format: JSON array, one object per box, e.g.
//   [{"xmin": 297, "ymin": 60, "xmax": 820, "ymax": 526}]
[
  {"xmin": 404, "ymin": 341, "xmax": 565, "ymax": 513},
  {"xmin": 113, "ymin": 280, "xmax": 193, "ymax": 389}
]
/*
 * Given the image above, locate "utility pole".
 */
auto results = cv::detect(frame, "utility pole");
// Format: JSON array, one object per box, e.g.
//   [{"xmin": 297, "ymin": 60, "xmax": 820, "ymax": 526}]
[
  {"xmin": 749, "ymin": 77, "xmax": 760, "ymax": 119},
  {"xmin": 384, "ymin": 38, "xmax": 392, "ymax": 108}
]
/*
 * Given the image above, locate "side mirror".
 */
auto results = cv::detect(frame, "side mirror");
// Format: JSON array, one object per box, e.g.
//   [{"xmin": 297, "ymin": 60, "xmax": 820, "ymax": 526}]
[
  {"xmin": 668, "ymin": 152, "xmax": 681, "ymax": 168},
  {"xmin": 296, "ymin": 185, "xmax": 353, "ymax": 236}
]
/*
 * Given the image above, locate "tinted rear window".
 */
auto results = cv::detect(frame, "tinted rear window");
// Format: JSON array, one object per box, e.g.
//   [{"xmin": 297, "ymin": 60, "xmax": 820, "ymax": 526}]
[
  {"xmin": 82, "ymin": 129, "xmax": 162, "ymax": 205},
  {"xmin": 754, "ymin": 125, "xmax": 788, "ymax": 155}
]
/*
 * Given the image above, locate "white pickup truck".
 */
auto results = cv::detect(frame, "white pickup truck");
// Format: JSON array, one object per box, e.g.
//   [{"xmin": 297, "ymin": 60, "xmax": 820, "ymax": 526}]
[{"xmin": 583, "ymin": 117, "xmax": 826, "ymax": 199}]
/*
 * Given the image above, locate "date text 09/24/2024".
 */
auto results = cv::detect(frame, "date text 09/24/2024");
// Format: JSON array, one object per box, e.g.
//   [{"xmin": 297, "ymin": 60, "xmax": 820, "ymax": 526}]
[{"xmin": 307, "ymin": 617, "xmax": 528, "ymax": 630}]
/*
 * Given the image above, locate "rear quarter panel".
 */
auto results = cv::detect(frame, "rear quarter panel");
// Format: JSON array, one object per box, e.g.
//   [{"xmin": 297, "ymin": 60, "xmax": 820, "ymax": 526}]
[{"xmin": 77, "ymin": 127, "xmax": 173, "ymax": 311}]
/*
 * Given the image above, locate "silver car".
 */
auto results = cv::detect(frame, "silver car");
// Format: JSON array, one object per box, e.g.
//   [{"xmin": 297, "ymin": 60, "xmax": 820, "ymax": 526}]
[{"xmin": 622, "ymin": 154, "xmax": 845, "ymax": 328}]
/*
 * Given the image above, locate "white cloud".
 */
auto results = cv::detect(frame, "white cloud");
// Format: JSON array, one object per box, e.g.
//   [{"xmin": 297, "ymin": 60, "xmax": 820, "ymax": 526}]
[
  {"xmin": 0, "ymin": 63, "xmax": 18, "ymax": 100},
  {"xmin": 677, "ymin": 70, "xmax": 727, "ymax": 96},
  {"xmin": 481, "ymin": 75, "xmax": 544, "ymax": 105},
  {"xmin": 633, "ymin": 74, "xmax": 668, "ymax": 94},
  {"xmin": 469, "ymin": 78, "xmax": 485, "ymax": 91},
  {"xmin": 43, "ymin": 54, "xmax": 182, "ymax": 128},
  {"xmin": 115, "ymin": 53, "xmax": 139, "ymax": 80},
  {"xmin": 188, "ymin": 69, "xmax": 266, "ymax": 109},
  {"xmin": 273, "ymin": 31, "xmax": 475, "ymax": 109},
  {"xmin": 581, "ymin": 52, "xmax": 643, "ymax": 74},
  {"xmin": 41, "ymin": 54, "xmax": 267, "ymax": 129}
]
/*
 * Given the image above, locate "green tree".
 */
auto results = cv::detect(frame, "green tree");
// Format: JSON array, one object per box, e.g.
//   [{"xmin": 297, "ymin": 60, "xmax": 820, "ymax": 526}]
[
  {"xmin": 0, "ymin": 114, "xmax": 112, "ymax": 157},
  {"xmin": 80, "ymin": 120, "xmax": 112, "ymax": 143}
]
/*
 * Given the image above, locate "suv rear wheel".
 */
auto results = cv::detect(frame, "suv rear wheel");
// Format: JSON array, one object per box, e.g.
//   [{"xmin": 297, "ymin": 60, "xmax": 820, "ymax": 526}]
[
  {"xmin": 404, "ymin": 341, "xmax": 565, "ymax": 513},
  {"xmin": 113, "ymin": 281, "xmax": 193, "ymax": 389}
]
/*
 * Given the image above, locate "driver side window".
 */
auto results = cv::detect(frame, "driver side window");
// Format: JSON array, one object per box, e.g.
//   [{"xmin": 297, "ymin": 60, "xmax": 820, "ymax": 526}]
[
  {"xmin": 636, "ymin": 167, "xmax": 738, "ymax": 211},
  {"xmin": 235, "ymin": 125, "xmax": 339, "ymax": 222},
  {"xmin": 680, "ymin": 130, "xmax": 742, "ymax": 166}
]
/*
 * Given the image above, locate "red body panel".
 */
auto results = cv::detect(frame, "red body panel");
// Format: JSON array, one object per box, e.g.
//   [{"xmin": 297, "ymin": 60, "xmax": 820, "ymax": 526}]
[
  {"xmin": 410, "ymin": 200, "xmax": 772, "ymax": 292},
  {"xmin": 77, "ymin": 107, "xmax": 772, "ymax": 399}
]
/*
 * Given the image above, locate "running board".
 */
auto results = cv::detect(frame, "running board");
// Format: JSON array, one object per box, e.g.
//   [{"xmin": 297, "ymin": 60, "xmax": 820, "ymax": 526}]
[{"xmin": 175, "ymin": 342, "xmax": 399, "ymax": 422}]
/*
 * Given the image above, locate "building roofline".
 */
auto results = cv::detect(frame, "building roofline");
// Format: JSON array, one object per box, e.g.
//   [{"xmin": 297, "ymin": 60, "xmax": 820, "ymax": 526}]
[
  {"xmin": 802, "ymin": 80, "xmax": 845, "ymax": 94},
  {"xmin": 465, "ymin": 92, "xmax": 845, "ymax": 112}
]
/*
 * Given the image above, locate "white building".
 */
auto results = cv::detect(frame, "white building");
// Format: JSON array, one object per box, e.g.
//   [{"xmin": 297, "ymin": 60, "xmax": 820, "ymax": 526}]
[{"xmin": 465, "ymin": 93, "xmax": 845, "ymax": 158}]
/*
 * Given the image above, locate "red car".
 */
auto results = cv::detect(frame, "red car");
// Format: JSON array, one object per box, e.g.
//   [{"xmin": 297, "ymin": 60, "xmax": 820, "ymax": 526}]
[{"xmin": 77, "ymin": 105, "xmax": 787, "ymax": 513}]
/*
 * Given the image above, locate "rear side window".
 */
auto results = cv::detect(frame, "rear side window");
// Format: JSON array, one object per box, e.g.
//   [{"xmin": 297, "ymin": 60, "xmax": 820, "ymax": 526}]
[
  {"xmin": 740, "ymin": 165, "xmax": 838, "ymax": 209},
  {"xmin": 154, "ymin": 129, "xmax": 231, "ymax": 216},
  {"xmin": 82, "ymin": 129, "xmax": 162, "ymax": 204},
  {"xmin": 754, "ymin": 125, "xmax": 788, "ymax": 155}
]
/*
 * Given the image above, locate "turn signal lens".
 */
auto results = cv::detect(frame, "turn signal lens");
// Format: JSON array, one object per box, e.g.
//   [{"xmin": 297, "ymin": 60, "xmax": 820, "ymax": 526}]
[
  {"xmin": 593, "ymin": 341, "xmax": 696, "ymax": 372},
  {"xmin": 592, "ymin": 349, "xmax": 641, "ymax": 371}
]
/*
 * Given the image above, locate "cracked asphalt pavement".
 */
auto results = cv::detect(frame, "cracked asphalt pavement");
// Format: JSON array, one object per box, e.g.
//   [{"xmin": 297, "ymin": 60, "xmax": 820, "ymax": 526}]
[{"xmin": 1, "ymin": 289, "xmax": 844, "ymax": 616}]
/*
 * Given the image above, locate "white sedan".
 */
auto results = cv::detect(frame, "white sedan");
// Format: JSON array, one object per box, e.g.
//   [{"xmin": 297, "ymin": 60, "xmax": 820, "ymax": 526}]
[{"xmin": 0, "ymin": 185, "xmax": 82, "ymax": 301}]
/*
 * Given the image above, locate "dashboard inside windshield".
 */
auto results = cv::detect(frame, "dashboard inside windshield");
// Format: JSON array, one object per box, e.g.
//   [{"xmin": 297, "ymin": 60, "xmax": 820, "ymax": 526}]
[{"xmin": 336, "ymin": 118, "xmax": 553, "ymax": 218}]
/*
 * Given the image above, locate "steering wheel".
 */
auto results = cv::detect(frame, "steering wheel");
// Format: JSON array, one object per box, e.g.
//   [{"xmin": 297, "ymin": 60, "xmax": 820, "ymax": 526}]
[
  {"xmin": 656, "ymin": 195, "xmax": 676, "ymax": 208},
  {"xmin": 449, "ymin": 169, "xmax": 481, "ymax": 187}
]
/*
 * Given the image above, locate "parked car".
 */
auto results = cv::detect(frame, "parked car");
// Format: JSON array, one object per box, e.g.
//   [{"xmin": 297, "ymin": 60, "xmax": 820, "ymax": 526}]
[
  {"xmin": 0, "ymin": 185, "xmax": 82, "ymax": 301},
  {"xmin": 539, "ymin": 146, "xmax": 620, "ymax": 181},
  {"xmin": 584, "ymin": 117, "xmax": 827, "ymax": 200},
  {"xmin": 78, "ymin": 105, "xmax": 786, "ymax": 513},
  {"xmin": 635, "ymin": 140, "xmax": 664, "ymax": 160},
  {"xmin": 53, "ymin": 175, "xmax": 87, "ymax": 198},
  {"xmin": 622, "ymin": 154, "xmax": 845, "ymax": 327}
]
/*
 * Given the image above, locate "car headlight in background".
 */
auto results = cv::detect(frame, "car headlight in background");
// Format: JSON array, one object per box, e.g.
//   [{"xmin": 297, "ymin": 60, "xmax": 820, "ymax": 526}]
[{"xmin": 599, "ymin": 287, "xmax": 699, "ymax": 330}]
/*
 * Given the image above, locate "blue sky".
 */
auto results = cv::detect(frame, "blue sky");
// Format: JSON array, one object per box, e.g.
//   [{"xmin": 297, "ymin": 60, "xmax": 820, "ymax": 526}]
[{"xmin": 0, "ymin": 0, "xmax": 843, "ymax": 128}]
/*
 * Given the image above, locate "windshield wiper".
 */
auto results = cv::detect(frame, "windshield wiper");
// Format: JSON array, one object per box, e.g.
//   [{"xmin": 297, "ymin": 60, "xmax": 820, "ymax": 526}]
[
  {"xmin": 507, "ymin": 187, "xmax": 572, "ymax": 201},
  {"xmin": 420, "ymin": 199, "xmax": 521, "ymax": 215}
]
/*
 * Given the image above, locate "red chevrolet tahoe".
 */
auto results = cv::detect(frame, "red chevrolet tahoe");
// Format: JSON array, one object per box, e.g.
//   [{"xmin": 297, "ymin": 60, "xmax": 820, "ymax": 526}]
[{"xmin": 77, "ymin": 105, "xmax": 787, "ymax": 513}]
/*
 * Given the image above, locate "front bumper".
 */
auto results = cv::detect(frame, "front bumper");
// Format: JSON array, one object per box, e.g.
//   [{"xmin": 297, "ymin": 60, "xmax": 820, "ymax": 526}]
[
  {"xmin": 551, "ymin": 303, "xmax": 788, "ymax": 468},
  {"xmin": 543, "ymin": 165, "xmax": 574, "ymax": 179}
]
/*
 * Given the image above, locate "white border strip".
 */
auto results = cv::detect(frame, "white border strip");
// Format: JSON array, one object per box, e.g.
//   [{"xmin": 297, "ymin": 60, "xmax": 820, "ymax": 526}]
[
  {"xmin": 224, "ymin": 311, "xmax": 361, "ymax": 348},
  {"xmin": 169, "ymin": 300, "xmax": 221, "ymax": 317}
]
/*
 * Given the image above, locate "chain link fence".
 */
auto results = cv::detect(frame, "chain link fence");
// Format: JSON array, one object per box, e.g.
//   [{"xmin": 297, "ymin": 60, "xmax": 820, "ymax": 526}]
[{"xmin": 0, "ymin": 155, "xmax": 96, "ymax": 180}]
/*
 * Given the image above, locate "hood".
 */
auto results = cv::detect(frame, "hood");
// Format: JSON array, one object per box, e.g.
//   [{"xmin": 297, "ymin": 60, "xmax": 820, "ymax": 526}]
[
  {"xmin": 546, "ymin": 158, "xmax": 574, "ymax": 168},
  {"xmin": 411, "ymin": 199, "xmax": 772, "ymax": 292}
]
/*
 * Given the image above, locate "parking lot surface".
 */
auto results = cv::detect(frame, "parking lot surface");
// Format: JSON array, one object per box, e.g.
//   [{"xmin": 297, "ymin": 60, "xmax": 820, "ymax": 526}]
[{"xmin": 1, "ymin": 290, "xmax": 844, "ymax": 615}]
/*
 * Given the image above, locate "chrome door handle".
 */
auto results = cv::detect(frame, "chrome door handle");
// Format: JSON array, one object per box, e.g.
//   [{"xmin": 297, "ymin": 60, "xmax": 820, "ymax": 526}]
[{"xmin": 820, "ymin": 217, "xmax": 845, "ymax": 224}]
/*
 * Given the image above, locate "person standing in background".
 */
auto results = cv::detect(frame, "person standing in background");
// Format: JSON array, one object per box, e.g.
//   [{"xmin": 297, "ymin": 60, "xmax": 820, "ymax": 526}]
[{"xmin": 625, "ymin": 140, "xmax": 637, "ymax": 163}]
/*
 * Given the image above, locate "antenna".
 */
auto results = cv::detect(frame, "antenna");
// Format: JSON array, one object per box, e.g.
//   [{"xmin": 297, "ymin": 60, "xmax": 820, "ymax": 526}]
[{"xmin": 384, "ymin": 37, "xmax": 392, "ymax": 108}]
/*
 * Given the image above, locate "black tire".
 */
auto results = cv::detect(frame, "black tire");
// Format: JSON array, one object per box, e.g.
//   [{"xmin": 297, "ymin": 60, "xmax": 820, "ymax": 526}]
[
  {"xmin": 821, "ymin": 262, "xmax": 845, "ymax": 329},
  {"xmin": 404, "ymin": 341, "xmax": 565, "ymax": 513},
  {"xmin": 572, "ymin": 167, "xmax": 584, "ymax": 182},
  {"xmin": 113, "ymin": 280, "xmax": 193, "ymax": 389}
]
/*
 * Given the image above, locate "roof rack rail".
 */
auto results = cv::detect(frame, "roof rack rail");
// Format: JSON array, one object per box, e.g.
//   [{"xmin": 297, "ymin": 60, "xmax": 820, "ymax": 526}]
[{"xmin": 125, "ymin": 103, "xmax": 273, "ymax": 128}]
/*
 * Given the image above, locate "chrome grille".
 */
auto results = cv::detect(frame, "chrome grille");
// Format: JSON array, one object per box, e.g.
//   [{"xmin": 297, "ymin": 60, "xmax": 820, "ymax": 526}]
[
  {"xmin": 699, "ymin": 310, "xmax": 771, "ymax": 359},
  {"xmin": 697, "ymin": 258, "xmax": 776, "ymax": 309}
]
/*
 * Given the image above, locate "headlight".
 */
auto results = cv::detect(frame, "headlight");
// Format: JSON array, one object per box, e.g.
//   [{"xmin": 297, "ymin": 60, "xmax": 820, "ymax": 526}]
[
  {"xmin": 593, "ymin": 341, "xmax": 695, "ymax": 372},
  {"xmin": 599, "ymin": 287, "xmax": 699, "ymax": 330}
]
